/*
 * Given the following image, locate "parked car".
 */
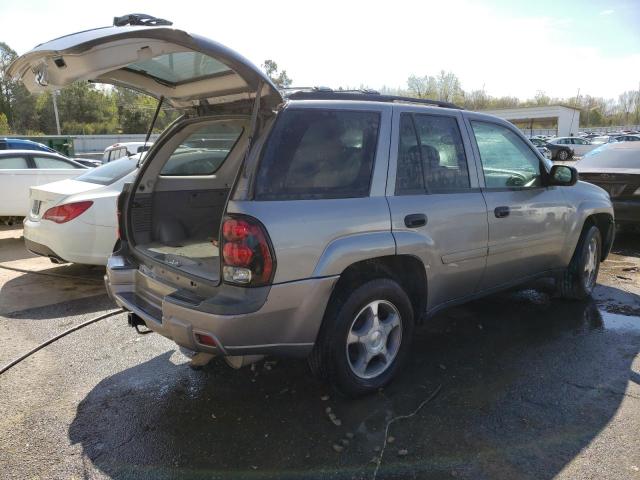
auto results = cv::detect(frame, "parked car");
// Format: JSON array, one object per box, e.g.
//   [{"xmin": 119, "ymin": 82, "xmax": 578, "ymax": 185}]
[
  {"xmin": 536, "ymin": 146, "xmax": 552, "ymax": 159},
  {"xmin": 10, "ymin": 19, "xmax": 615, "ymax": 395},
  {"xmin": 103, "ymin": 142, "xmax": 153, "ymax": 163},
  {"xmin": 0, "ymin": 138, "xmax": 57, "ymax": 153},
  {"xmin": 548, "ymin": 137, "xmax": 598, "ymax": 156},
  {"xmin": 0, "ymin": 150, "xmax": 87, "ymax": 216},
  {"xmin": 530, "ymin": 137, "xmax": 574, "ymax": 160},
  {"xmin": 591, "ymin": 135, "xmax": 618, "ymax": 145},
  {"xmin": 23, "ymin": 156, "xmax": 140, "ymax": 265},
  {"xmin": 612, "ymin": 134, "xmax": 640, "ymax": 143},
  {"xmin": 577, "ymin": 142, "xmax": 640, "ymax": 227}
]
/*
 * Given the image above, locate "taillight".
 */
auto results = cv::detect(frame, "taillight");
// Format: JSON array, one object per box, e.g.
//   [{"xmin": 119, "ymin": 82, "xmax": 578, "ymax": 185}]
[
  {"xmin": 42, "ymin": 201, "xmax": 93, "ymax": 224},
  {"xmin": 221, "ymin": 215, "xmax": 275, "ymax": 286}
]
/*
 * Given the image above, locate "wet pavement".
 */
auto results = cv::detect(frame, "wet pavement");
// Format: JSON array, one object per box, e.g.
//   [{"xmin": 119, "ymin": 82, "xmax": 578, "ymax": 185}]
[{"xmin": 0, "ymin": 226, "xmax": 639, "ymax": 479}]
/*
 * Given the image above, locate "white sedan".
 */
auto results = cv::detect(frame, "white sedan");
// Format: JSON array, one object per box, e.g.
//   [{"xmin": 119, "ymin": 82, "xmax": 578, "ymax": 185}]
[
  {"xmin": 23, "ymin": 157, "xmax": 139, "ymax": 265},
  {"xmin": 0, "ymin": 150, "xmax": 87, "ymax": 216}
]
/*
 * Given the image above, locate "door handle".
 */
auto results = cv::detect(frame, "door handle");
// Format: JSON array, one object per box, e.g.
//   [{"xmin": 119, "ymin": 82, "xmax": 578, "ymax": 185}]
[
  {"xmin": 404, "ymin": 213, "xmax": 427, "ymax": 228},
  {"xmin": 494, "ymin": 206, "xmax": 510, "ymax": 218}
]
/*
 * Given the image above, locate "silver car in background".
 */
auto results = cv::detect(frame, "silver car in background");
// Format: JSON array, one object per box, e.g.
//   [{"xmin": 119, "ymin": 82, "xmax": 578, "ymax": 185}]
[{"xmin": 10, "ymin": 19, "xmax": 615, "ymax": 396}]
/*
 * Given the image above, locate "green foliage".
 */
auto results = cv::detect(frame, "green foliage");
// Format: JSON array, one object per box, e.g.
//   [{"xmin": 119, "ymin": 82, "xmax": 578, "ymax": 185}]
[
  {"xmin": 115, "ymin": 87, "xmax": 178, "ymax": 134},
  {"xmin": 262, "ymin": 59, "xmax": 292, "ymax": 88},
  {"xmin": 0, "ymin": 112, "xmax": 9, "ymax": 134}
]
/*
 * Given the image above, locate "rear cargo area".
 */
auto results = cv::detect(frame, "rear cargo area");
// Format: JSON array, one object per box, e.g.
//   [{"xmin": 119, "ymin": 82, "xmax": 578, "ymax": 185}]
[{"xmin": 129, "ymin": 117, "xmax": 249, "ymax": 283}]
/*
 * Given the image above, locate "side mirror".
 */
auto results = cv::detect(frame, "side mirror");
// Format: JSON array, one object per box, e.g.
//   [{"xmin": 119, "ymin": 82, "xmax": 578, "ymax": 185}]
[{"xmin": 548, "ymin": 165, "xmax": 577, "ymax": 186}]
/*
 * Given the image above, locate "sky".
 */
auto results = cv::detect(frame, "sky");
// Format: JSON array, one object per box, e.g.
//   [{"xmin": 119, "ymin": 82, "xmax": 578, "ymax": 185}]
[{"xmin": 1, "ymin": 0, "xmax": 639, "ymax": 100}]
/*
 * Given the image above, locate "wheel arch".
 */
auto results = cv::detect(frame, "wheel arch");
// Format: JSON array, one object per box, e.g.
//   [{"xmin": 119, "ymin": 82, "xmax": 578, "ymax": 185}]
[
  {"xmin": 322, "ymin": 255, "xmax": 428, "ymax": 325},
  {"xmin": 583, "ymin": 212, "xmax": 615, "ymax": 261}
]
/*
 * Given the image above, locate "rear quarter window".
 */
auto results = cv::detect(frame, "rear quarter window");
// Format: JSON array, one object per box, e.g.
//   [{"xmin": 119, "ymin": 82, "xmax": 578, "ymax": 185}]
[{"xmin": 255, "ymin": 109, "xmax": 381, "ymax": 200}]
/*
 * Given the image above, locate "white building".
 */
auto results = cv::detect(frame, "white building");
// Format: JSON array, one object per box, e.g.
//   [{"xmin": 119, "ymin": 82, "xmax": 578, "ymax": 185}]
[{"xmin": 480, "ymin": 105, "xmax": 581, "ymax": 137}]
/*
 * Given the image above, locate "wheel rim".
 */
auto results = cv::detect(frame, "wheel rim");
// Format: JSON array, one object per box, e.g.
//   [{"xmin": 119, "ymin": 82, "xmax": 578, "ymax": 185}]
[
  {"xmin": 559, "ymin": 150, "xmax": 567, "ymax": 160},
  {"xmin": 583, "ymin": 236, "xmax": 599, "ymax": 290},
  {"xmin": 346, "ymin": 300, "xmax": 402, "ymax": 380}
]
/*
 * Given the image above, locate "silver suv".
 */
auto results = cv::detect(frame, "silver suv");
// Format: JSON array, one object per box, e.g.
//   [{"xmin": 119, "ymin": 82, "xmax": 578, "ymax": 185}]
[{"xmin": 11, "ymin": 20, "xmax": 615, "ymax": 395}]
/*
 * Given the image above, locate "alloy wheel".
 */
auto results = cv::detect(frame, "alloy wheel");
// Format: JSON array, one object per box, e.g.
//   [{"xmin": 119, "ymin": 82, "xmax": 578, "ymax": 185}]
[{"xmin": 346, "ymin": 300, "xmax": 402, "ymax": 379}]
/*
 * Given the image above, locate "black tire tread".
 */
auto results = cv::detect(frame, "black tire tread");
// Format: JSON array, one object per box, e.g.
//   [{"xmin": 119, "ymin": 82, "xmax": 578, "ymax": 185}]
[{"xmin": 557, "ymin": 224, "xmax": 601, "ymax": 300}]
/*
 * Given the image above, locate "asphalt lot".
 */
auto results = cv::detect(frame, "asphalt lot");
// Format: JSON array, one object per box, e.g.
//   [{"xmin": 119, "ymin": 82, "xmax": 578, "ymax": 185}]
[{"xmin": 0, "ymin": 225, "xmax": 639, "ymax": 480}]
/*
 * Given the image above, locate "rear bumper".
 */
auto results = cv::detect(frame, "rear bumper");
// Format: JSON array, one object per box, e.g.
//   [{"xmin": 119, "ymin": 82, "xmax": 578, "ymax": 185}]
[
  {"xmin": 23, "ymin": 218, "xmax": 115, "ymax": 265},
  {"xmin": 24, "ymin": 238, "xmax": 67, "ymax": 263},
  {"xmin": 613, "ymin": 199, "xmax": 640, "ymax": 225},
  {"xmin": 105, "ymin": 256, "xmax": 338, "ymax": 357}
]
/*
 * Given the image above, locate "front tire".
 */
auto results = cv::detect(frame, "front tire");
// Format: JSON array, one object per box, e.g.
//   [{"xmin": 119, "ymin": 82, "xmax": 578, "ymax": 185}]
[
  {"xmin": 310, "ymin": 278, "xmax": 415, "ymax": 397},
  {"xmin": 557, "ymin": 225, "xmax": 601, "ymax": 300},
  {"xmin": 557, "ymin": 149, "xmax": 569, "ymax": 161}
]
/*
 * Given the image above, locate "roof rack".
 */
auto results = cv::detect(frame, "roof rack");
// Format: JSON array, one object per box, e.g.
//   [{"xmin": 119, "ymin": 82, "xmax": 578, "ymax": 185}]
[{"xmin": 285, "ymin": 88, "xmax": 461, "ymax": 110}]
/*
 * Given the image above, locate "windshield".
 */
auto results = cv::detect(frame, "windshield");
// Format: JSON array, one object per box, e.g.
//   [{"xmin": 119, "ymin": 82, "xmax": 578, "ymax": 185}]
[
  {"xmin": 578, "ymin": 145, "xmax": 640, "ymax": 169},
  {"xmin": 75, "ymin": 158, "xmax": 137, "ymax": 185}
]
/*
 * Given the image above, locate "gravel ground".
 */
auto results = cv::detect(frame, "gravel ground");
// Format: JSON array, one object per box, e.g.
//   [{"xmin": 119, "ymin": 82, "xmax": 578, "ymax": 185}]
[{"xmin": 0, "ymin": 226, "xmax": 639, "ymax": 480}]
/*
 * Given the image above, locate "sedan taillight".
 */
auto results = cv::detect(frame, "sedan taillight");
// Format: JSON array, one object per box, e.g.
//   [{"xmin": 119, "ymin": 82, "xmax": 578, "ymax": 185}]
[
  {"xmin": 42, "ymin": 201, "xmax": 93, "ymax": 224},
  {"xmin": 221, "ymin": 215, "xmax": 275, "ymax": 286}
]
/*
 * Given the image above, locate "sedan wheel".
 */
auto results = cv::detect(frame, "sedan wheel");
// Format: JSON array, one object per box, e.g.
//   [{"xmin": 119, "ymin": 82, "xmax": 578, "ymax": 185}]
[{"xmin": 558, "ymin": 149, "xmax": 569, "ymax": 160}]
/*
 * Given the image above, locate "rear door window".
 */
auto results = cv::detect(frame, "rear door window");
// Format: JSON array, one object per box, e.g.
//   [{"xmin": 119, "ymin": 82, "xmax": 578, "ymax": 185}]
[
  {"xmin": 255, "ymin": 109, "xmax": 381, "ymax": 200},
  {"xmin": 160, "ymin": 121, "xmax": 245, "ymax": 176},
  {"xmin": 0, "ymin": 156, "xmax": 28, "ymax": 169},
  {"xmin": 33, "ymin": 156, "xmax": 81, "ymax": 169},
  {"xmin": 396, "ymin": 113, "xmax": 470, "ymax": 194}
]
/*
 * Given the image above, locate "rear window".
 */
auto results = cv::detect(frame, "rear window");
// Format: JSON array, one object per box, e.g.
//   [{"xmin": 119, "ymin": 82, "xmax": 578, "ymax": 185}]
[
  {"xmin": 126, "ymin": 52, "xmax": 232, "ymax": 85},
  {"xmin": 75, "ymin": 158, "xmax": 137, "ymax": 185},
  {"xmin": 255, "ymin": 109, "xmax": 381, "ymax": 200},
  {"xmin": 160, "ymin": 121, "xmax": 245, "ymax": 176}
]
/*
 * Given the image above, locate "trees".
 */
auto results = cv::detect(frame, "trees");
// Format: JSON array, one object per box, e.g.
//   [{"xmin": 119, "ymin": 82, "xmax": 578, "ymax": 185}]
[
  {"xmin": 261, "ymin": 59, "xmax": 292, "ymax": 88},
  {"xmin": 0, "ymin": 112, "xmax": 9, "ymax": 134}
]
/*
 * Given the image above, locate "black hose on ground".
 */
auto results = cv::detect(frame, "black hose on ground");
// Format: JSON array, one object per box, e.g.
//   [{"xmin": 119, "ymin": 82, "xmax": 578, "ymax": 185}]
[{"xmin": 0, "ymin": 309, "xmax": 124, "ymax": 376}]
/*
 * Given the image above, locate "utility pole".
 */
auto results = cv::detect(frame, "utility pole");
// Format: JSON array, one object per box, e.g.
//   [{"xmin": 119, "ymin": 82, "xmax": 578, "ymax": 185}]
[
  {"xmin": 569, "ymin": 88, "xmax": 580, "ymax": 135},
  {"xmin": 52, "ymin": 91, "xmax": 61, "ymax": 135}
]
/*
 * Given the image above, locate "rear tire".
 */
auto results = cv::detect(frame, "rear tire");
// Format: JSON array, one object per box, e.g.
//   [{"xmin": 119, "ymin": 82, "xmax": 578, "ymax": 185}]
[
  {"xmin": 557, "ymin": 149, "xmax": 569, "ymax": 161},
  {"xmin": 557, "ymin": 225, "xmax": 601, "ymax": 300},
  {"xmin": 309, "ymin": 278, "xmax": 414, "ymax": 397}
]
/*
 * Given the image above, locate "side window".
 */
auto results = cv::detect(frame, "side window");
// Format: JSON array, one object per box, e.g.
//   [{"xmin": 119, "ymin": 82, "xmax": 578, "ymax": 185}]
[
  {"xmin": 161, "ymin": 120, "xmax": 244, "ymax": 176},
  {"xmin": 471, "ymin": 121, "xmax": 542, "ymax": 189},
  {"xmin": 33, "ymin": 156, "xmax": 80, "ymax": 169},
  {"xmin": 0, "ymin": 156, "xmax": 28, "ymax": 169},
  {"xmin": 255, "ymin": 109, "xmax": 380, "ymax": 200},
  {"xmin": 396, "ymin": 113, "xmax": 470, "ymax": 194}
]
